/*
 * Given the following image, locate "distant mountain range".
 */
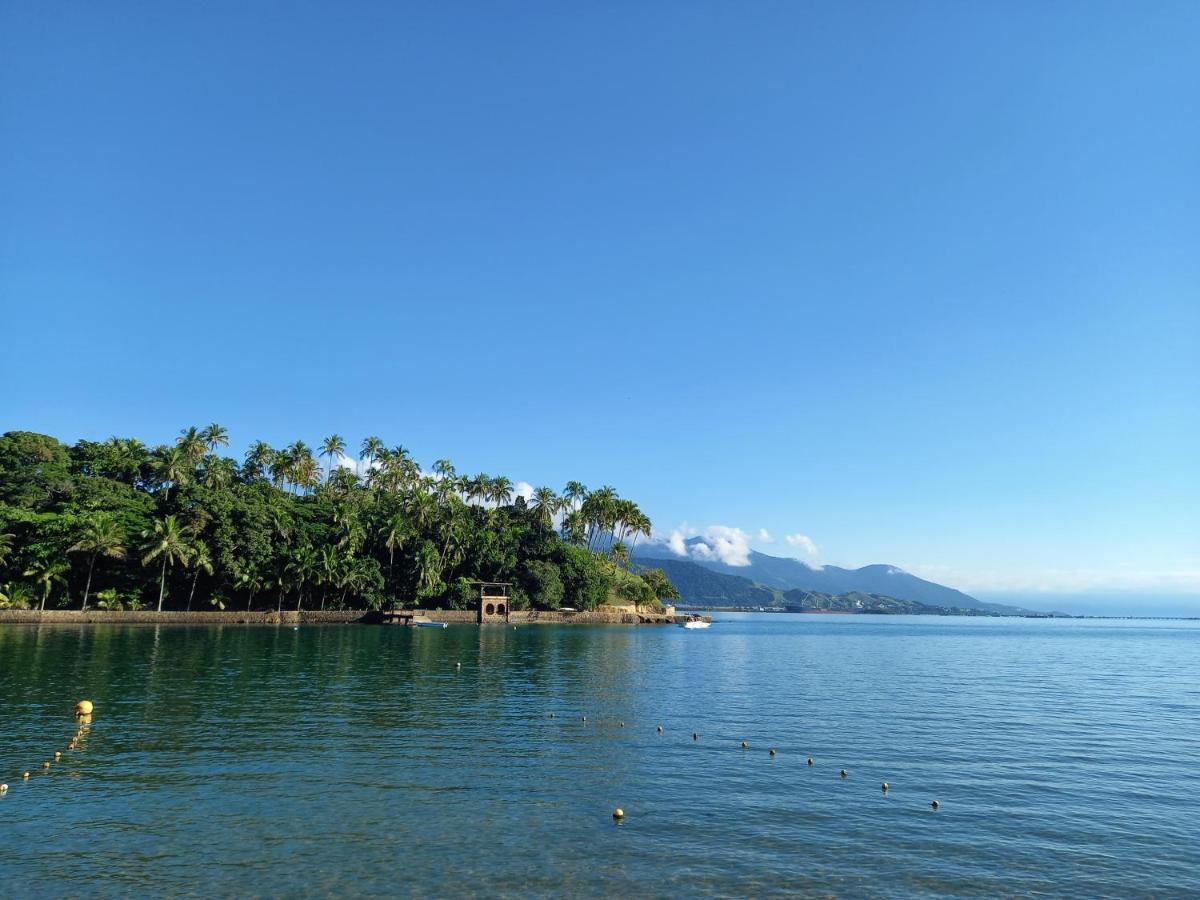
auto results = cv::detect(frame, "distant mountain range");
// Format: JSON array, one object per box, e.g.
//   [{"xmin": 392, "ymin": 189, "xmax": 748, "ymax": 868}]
[{"xmin": 634, "ymin": 538, "xmax": 1042, "ymax": 615}]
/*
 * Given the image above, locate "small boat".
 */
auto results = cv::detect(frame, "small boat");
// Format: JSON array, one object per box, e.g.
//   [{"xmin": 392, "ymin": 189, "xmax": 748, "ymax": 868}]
[
  {"xmin": 681, "ymin": 616, "xmax": 711, "ymax": 629},
  {"xmin": 412, "ymin": 618, "xmax": 448, "ymax": 629}
]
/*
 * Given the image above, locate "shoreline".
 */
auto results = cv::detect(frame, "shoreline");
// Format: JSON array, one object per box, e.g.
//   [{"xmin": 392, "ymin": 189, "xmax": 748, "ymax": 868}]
[{"xmin": 0, "ymin": 608, "xmax": 696, "ymax": 626}]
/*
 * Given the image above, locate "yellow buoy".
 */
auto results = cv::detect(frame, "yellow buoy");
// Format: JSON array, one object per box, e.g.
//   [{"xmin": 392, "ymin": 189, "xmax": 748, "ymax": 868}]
[
  {"xmin": 612, "ymin": 807, "xmax": 625, "ymax": 820},
  {"xmin": 42, "ymin": 761, "xmax": 50, "ymax": 769},
  {"xmin": 840, "ymin": 769, "xmax": 848, "ymax": 778},
  {"xmin": 75, "ymin": 700, "xmax": 93, "ymax": 716},
  {"xmin": 54, "ymin": 751, "xmax": 61, "ymax": 759},
  {"xmin": 22, "ymin": 772, "xmax": 30, "ymax": 780},
  {"xmin": 0, "ymin": 784, "xmax": 7, "ymax": 794}
]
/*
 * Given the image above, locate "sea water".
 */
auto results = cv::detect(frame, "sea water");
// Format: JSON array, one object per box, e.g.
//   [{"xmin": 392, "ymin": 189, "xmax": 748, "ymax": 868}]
[{"xmin": 1, "ymin": 615, "xmax": 1197, "ymax": 897}]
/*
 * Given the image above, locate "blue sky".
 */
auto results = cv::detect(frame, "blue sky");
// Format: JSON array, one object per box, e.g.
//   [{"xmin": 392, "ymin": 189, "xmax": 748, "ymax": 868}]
[{"xmin": 2, "ymin": 2, "xmax": 1197, "ymax": 610}]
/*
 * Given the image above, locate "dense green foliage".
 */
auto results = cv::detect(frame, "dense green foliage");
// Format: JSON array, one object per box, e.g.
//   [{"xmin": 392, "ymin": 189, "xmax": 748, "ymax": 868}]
[{"xmin": 0, "ymin": 429, "xmax": 678, "ymax": 613}]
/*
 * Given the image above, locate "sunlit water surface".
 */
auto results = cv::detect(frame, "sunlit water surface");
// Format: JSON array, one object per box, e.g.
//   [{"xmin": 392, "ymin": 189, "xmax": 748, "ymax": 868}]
[{"xmin": 1, "ymin": 615, "xmax": 1198, "ymax": 897}]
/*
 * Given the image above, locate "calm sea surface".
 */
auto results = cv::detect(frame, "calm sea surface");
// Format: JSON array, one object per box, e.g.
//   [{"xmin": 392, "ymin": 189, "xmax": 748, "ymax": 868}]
[{"xmin": 1, "ymin": 615, "xmax": 1198, "ymax": 898}]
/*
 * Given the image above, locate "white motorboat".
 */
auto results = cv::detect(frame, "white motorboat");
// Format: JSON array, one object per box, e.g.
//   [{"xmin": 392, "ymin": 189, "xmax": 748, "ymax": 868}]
[
  {"xmin": 412, "ymin": 618, "xmax": 448, "ymax": 629},
  {"xmin": 681, "ymin": 617, "xmax": 711, "ymax": 629}
]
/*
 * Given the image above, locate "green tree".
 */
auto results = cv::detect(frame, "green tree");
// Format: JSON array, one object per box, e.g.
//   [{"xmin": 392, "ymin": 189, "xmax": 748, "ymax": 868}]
[
  {"xmin": 177, "ymin": 426, "xmax": 207, "ymax": 465},
  {"xmin": 360, "ymin": 436, "xmax": 383, "ymax": 479},
  {"xmin": 202, "ymin": 423, "xmax": 229, "ymax": 452},
  {"xmin": 68, "ymin": 513, "xmax": 127, "ymax": 611},
  {"xmin": 531, "ymin": 486, "xmax": 557, "ymax": 529},
  {"xmin": 142, "ymin": 515, "xmax": 191, "ymax": 612},
  {"xmin": 321, "ymin": 434, "xmax": 346, "ymax": 483},
  {"xmin": 185, "ymin": 539, "xmax": 213, "ymax": 612},
  {"xmin": 24, "ymin": 559, "xmax": 69, "ymax": 611}
]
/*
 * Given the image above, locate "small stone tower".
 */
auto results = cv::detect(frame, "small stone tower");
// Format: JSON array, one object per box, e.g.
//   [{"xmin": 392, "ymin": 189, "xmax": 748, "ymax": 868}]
[{"xmin": 477, "ymin": 582, "xmax": 511, "ymax": 624}]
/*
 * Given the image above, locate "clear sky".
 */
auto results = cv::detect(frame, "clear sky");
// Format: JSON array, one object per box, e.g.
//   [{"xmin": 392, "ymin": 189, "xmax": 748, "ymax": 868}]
[{"xmin": 2, "ymin": 2, "xmax": 1197, "ymax": 610}]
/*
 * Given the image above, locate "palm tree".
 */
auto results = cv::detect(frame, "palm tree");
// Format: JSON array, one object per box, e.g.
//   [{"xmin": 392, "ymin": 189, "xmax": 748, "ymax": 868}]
[
  {"xmin": 321, "ymin": 434, "xmax": 346, "ymax": 483},
  {"xmin": 202, "ymin": 424, "xmax": 230, "ymax": 453},
  {"xmin": 489, "ymin": 476, "xmax": 513, "ymax": 507},
  {"xmin": 237, "ymin": 566, "xmax": 264, "ymax": 612},
  {"xmin": 200, "ymin": 455, "xmax": 236, "ymax": 490},
  {"xmin": 531, "ymin": 486, "xmax": 557, "ymax": 528},
  {"xmin": 287, "ymin": 544, "xmax": 319, "ymax": 611},
  {"xmin": 68, "ymin": 513, "xmax": 126, "ymax": 611},
  {"xmin": 0, "ymin": 532, "xmax": 14, "ymax": 569},
  {"xmin": 177, "ymin": 426, "xmax": 207, "ymax": 465},
  {"xmin": 269, "ymin": 449, "xmax": 291, "ymax": 491},
  {"xmin": 562, "ymin": 481, "xmax": 587, "ymax": 538},
  {"xmin": 142, "ymin": 515, "xmax": 191, "ymax": 612},
  {"xmin": 382, "ymin": 513, "xmax": 408, "ymax": 583},
  {"xmin": 24, "ymin": 559, "xmax": 69, "ymax": 611},
  {"xmin": 154, "ymin": 445, "xmax": 191, "ymax": 502},
  {"xmin": 360, "ymin": 436, "xmax": 384, "ymax": 479},
  {"xmin": 318, "ymin": 546, "xmax": 339, "ymax": 610},
  {"xmin": 185, "ymin": 540, "xmax": 213, "ymax": 612},
  {"xmin": 243, "ymin": 441, "xmax": 274, "ymax": 481}
]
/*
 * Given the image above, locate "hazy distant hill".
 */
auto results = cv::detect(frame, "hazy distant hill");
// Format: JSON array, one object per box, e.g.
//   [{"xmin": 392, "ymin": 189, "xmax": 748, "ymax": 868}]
[
  {"xmin": 635, "ymin": 558, "xmax": 985, "ymax": 614},
  {"xmin": 635, "ymin": 539, "xmax": 1038, "ymax": 614}
]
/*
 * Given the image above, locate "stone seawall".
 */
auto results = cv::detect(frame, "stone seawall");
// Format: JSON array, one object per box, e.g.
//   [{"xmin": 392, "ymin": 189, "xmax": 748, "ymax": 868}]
[
  {"xmin": 0, "ymin": 610, "xmax": 364, "ymax": 625},
  {"xmin": 0, "ymin": 609, "xmax": 705, "ymax": 627}
]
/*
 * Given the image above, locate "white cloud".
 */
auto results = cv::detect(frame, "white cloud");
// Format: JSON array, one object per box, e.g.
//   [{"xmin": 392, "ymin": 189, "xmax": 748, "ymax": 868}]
[
  {"xmin": 667, "ymin": 530, "xmax": 688, "ymax": 557},
  {"xmin": 514, "ymin": 481, "xmax": 535, "ymax": 502},
  {"xmin": 757, "ymin": 529, "xmax": 774, "ymax": 543},
  {"xmin": 785, "ymin": 533, "xmax": 819, "ymax": 557},
  {"xmin": 700, "ymin": 526, "xmax": 753, "ymax": 566}
]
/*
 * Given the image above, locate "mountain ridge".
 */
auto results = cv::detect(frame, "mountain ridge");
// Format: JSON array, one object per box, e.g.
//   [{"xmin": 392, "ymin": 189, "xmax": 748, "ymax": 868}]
[{"xmin": 634, "ymin": 539, "xmax": 1040, "ymax": 614}]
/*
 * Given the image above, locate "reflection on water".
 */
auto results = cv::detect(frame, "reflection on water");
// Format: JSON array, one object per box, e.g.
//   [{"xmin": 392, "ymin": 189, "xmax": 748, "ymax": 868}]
[{"xmin": 1, "ymin": 615, "xmax": 1198, "ymax": 897}]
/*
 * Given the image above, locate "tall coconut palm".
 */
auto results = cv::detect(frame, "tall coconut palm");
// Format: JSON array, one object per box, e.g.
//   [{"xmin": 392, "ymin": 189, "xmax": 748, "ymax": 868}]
[
  {"xmin": 320, "ymin": 434, "xmax": 346, "ymax": 483},
  {"xmin": 24, "ymin": 560, "xmax": 69, "ymax": 611},
  {"xmin": 382, "ymin": 513, "xmax": 408, "ymax": 582},
  {"xmin": 318, "ymin": 545, "xmax": 339, "ymax": 610},
  {"xmin": 200, "ymin": 455, "xmax": 236, "ymax": 490},
  {"xmin": 489, "ymin": 476, "xmax": 513, "ymax": 507},
  {"xmin": 531, "ymin": 486, "xmax": 557, "ymax": 529},
  {"xmin": 287, "ymin": 544, "xmax": 319, "ymax": 611},
  {"xmin": 177, "ymin": 426, "xmax": 207, "ymax": 465},
  {"xmin": 185, "ymin": 540, "xmax": 213, "ymax": 611},
  {"xmin": 360, "ymin": 436, "xmax": 384, "ymax": 479},
  {"xmin": 68, "ymin": 513, "xmax": 126, "ymax": 611},
  {"xmin": 237, "ymin": 566, "xmax": 264, "ymax": 612},
  {"xmin": 202, "ymin": 423, "xmax": 230, "ymax": 453},
  {"xmin": 142, "ymin": 515, "xmax": 191, "ymax": 612},
  {"xmin": 243, "ymin": 441, "xmax": 274, "ymax": 481},
  {"xmin": 562, "ymin": 481, "xmax": 587, "ymax": 537},
  {"xmin": 269, "ymin": 449, "xmax": 291, "ymax": 491},
  {"xmin": 155, "ymin": 445, "xmax": 191, "ymax": 502}
]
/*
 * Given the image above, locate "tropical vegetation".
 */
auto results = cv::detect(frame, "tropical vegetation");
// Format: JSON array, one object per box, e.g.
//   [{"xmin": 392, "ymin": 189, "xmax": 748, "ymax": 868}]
[{"xmin": 0, "ymin": 428, "xmax": 679, "ymax": 613}]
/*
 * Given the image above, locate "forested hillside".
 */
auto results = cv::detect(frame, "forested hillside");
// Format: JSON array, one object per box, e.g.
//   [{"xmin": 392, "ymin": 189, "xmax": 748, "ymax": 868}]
[{"xmin": 0, "ymin": 428, "xmax": 679, "ymax": 613}]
